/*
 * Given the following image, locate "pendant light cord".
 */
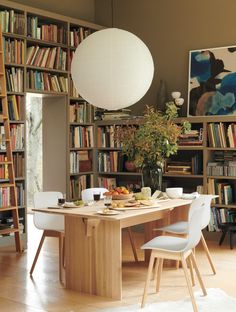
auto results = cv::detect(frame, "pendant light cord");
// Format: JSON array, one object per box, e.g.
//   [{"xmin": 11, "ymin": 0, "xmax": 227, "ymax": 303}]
[{"xmin": 111, "ymin": 0, "xmax": 114, "ymax": 27}]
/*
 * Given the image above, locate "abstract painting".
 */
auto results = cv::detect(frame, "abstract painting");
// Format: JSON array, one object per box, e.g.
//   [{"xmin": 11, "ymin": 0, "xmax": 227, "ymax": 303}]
[{"xmin": 188, "ymin": 46, "xmax": 236, "ymax": 116}]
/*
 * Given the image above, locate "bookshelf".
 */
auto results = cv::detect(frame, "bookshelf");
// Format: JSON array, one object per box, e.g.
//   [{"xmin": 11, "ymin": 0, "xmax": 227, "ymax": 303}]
[{"xmin": 0, "ymin": 0, "xmax": 104, "ymax": 247}]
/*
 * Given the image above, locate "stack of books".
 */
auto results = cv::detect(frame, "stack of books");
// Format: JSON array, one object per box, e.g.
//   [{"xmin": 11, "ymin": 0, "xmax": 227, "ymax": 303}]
[
  {"xmin": 101, "ymin": 109, "xmax": 132, "ymax": 120},
  {"xmin": 178, "ymin": 128, "xmax": 203, "ymax": 146}
]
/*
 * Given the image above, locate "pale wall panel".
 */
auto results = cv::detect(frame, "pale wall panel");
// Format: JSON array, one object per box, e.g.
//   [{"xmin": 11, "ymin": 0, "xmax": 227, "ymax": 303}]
[{"xmin": 95, "ymin": 0, "xmax": 236, "ymax": 116}]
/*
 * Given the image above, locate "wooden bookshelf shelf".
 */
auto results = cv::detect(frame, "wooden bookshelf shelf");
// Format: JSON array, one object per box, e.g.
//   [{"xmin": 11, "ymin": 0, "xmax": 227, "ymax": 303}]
[
  {"xmin": 70, "ymin": 147, "xmax": 93, "ymax": 151},
  {"xmin": 97, "ymin": 147, "xmax": 122, "ymax": 151},
  {"xmin": 70, "ymin": 172, "xmax": 93, "ymax": 176},
  {"xmin": 3, "ymin": 32, "xmax": 25, "ymax": 40},
  {"xmin": 25, "ymin": 89, "xmax": 68, "ymax": 95},
  {"xmin": 7, "ymin": 91, "xmax": 24, "ymax": 96},
  {"xmin": 26, "ymin": 65, "xmax": 68, "ymax": 74},
  {"xmin": 207, "ymin": 175, "xmax": 236, "ymax": 180},
  {"xmin": 5, "ymin": 63, "xmax": 24, "ymax": 68},
  {"xmin": 26, "ymin": 37, "xmax": 67, "ymax": 48},
  {"xmin": 163, "ymin": 173, "xmax": 203, "ymax": 178},
  {"xmin": 69, "ymin": 97, "xmax": 84, "ymax": 101},
  {"xmin": 214, "ymin": 203, "xmax": 236, "ymax": 209},
  {"xmin": 98, "ymin": 172, "xmax": 142, "ymax": 176},
  {"xmin": 178, "ymin": 146, "xmax": 204, "ymax": 150}
]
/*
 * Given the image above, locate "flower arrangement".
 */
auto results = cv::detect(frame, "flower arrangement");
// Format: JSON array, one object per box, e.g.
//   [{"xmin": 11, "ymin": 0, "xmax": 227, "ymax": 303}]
[{"xmin": 114, "ymin": 102, "xmax": 184, "ymax": 170}]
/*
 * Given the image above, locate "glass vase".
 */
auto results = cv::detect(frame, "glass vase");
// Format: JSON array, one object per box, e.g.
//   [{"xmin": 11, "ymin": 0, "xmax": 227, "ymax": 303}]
[{"xmin": 142, "ymin": 166, "xmax": 163, "ymax": 193}]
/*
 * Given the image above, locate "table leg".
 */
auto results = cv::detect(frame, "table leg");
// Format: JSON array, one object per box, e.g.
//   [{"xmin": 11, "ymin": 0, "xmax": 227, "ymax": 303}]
[{"xmin": 65, "ymin": 216, "xmax": 122, "ymax": 299}]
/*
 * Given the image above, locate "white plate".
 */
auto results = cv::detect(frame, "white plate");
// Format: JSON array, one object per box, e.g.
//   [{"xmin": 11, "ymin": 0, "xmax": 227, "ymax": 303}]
[{"xmin": 97, "ymin": 210, "xmax": 120, "ymax": 215}]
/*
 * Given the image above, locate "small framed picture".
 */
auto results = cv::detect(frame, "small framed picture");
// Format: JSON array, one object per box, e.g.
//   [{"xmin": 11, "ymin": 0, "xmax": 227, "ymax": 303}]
[{"xmin": 188, "ymin": 45, "xmax": 236, "ymax": 116}]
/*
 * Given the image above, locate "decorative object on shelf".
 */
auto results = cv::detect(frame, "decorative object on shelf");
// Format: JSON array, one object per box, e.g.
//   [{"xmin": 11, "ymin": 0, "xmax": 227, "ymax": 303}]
[
  {"xmin": 188, "ymin": 46, "xmax": 236, "ymax": 116},
  {"xmin": 71, "ymin": 28, "xmax": 154, "ymax": 110},
  {"xmin": 114, "ymin": 104, "xmax": 182, "ymax": 192},
  {"xmin": 156, "ymin": 79, "xmax": 168, "ymax": 110}
]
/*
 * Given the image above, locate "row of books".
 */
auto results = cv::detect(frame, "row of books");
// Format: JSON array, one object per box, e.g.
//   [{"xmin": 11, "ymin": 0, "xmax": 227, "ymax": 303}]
[
  {"xmin": 69, "ymin": 102, "xmax": 92, "ymax": 123},
  {"xmin": 26, "ymin": 45, "xmax": 67, "ymax": 71},
  {"xmin": 98, "ymin": 177, "xmax": 117, "ymax": 190},
  {"xmin": 207, "ymin": 161, "xmax": 236, "ymax": 177},
  {"xmin": 5, "ymin": 68, "xmax": 23, "ymax": 92},
  {"xmin": 69, "ymin": 78, "xmax": 80, "ymax": 98},
  {"xmin": 207, "ymin": 122, "xmax": 236, "ymax": 148},
  {"xmin": 0, "ymin": 153, "xmax": 24, "ymax": 179},
  {"xmin": 97, "ymin": 125, "xmax": 122, "ymax": 148},
  {"xmin": 207, "ymin": 178, "xmax": 233, "ymax": 205},
  {"xmin": 178, "ymin": 129, "xmax": 203, "ymax": 146},
  {"xmin": 69, "ymin": 27, "xmax": 92, "ymax": 47},
  {"xmin": 27, "ymin": 16, "xmax": 67, "ymax": 44},
  {"xmin": 69, "ymin": 175, "xmax": 94, "ymax": 199},
  {"xmin": 7, "ymin": 95, "xmax": 24, "ymax": 121},
  {"xmin": 3, "ymin": 38, "xmax": 24, "ymax": 64},
  {"xmin": 208, "ymin": 207, "xmax": 236, "ymax": 231},
  {"xmin": 98, "ymin": 151, "xmax": 123, "ymax": 172},
  {"xmin": 70, "ymin": 151, "xmax": 91, "ymax": 174},
  {"xmin": 26, "ymin": 70, "xmax": 68, "ymax": 92},
  {"xmin": 0, "ymin": 9, "xmax": 25, "ymax": 34},
  {"xmin": 0, "ymin": 125, "xmax": 24, "ymax": 150},
  {"xmin": 69, "ymin": 126, "xmax": 94, "ymax": 148}
]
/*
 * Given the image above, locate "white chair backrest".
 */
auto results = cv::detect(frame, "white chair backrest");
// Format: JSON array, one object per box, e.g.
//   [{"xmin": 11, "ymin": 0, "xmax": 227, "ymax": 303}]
[
  {"xmin": 33, "ymin": 191, "xmax": 64, "ymax": 231},
  {"xmin": 184, "ymin": 195, "xmax": 213, "ymax": 251},
  {"xmin": 81, "ymin": 187, "xmax": 108, "ymax": 201},
  {"xmin": 189, "ymin": 194, "xmax": 213, "ymax": 230}
]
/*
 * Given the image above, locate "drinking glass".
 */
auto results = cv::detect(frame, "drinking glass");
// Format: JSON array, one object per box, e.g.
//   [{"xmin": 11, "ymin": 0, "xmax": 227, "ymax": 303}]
[
  {"xmin": 103, "ymin": 194, "xmax": 112, "ymax": 212},
  {"xmin": 93, "ymin": 191, "xmax": 101, "ymax": 202}
]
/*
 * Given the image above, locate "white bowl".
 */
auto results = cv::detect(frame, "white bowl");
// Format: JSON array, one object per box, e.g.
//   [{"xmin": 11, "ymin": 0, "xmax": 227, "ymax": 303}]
[{"xmin": 166, "ymin": 187, "xmax": 183, "ymax": 199}]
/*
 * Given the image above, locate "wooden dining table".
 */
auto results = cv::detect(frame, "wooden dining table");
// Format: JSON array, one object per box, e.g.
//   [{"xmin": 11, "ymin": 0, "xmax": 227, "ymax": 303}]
[{"xmin": 33, "ymin": 198, "xmax": 192, "ymax": 300}]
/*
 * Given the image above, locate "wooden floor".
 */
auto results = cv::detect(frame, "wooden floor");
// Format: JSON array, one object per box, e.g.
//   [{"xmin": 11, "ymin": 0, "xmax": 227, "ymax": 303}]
[{"xmin": 0, "ymin": 214, "xmax": 236, "ymax": 311}]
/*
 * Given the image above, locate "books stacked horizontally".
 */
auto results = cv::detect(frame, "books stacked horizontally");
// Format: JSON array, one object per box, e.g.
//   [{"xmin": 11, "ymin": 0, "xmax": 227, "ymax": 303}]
[
  {"xmin": 101, "ymin": 109, "xmax": 132, "ymax": 120},
  {"xmin": 178, "ymin": 128, "xmax": 203, "ymax": 146},
  {"xmin": 165, "ymin": 154, "xmax": 201, "ymax": 175}
]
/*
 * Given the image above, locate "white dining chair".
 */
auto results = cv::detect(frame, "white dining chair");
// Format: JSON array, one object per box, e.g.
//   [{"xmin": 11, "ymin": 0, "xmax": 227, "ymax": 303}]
[
  {"xmin": 155, "ymin": 194, "xmax": 216, "ymax": 274},
  {"xmin": 81, "ymin": 187, "xmax": 139, "ymax": 262},
  {"xmin": 30, "ymin": 191, "xmax": 65, "ymax": 282},
  {"xmin": 141, "ymin": 196, "xmax": 208, "ymax": 312}
]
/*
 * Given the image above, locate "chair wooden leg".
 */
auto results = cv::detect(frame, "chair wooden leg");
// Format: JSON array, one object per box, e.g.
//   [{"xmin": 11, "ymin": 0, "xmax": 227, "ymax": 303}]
[
  {"xmin": 187, "ymin": 256, "xmax": 195, "ymax": 287},
  {"xmin": 201, "ymin": 233, "xmax": 216, "ymax": 275},
  {"xmin": 181, "ymin": 254, "xmax": 198, "ymax": 312},
  {"xmin": 190, "ymin": 252, "xmax": 207, "ymax": 296},
  {"xmin": 127, "ymin": 227, "xmax": 138, "ymax": 262},
  {"xmin": 156, "ymin": 258, "xmax": 163, "ymax": 293},
  {"xmin": 141, "ymin": 251, "xmax": 155, "ymax": 308},
  {"xmin": 229, "ymin": 231, "xmax": 234, "ymax": 249},
  {"xmin": 30, "ymin": 231, "xmax": 46, "ymax": 275},
  {"xmin": 62, "ymin": 234, "xmax": 65, "ymax": 269},
  {"xmin": 153, "ymin": 257, "xmax": 159, "ymax": 280}
]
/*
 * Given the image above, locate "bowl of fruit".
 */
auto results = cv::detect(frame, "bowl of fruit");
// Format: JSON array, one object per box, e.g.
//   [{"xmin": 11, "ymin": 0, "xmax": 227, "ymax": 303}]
[{"xmin": 107, "ymin": 187, "xmax": 134, "ymax": 200}]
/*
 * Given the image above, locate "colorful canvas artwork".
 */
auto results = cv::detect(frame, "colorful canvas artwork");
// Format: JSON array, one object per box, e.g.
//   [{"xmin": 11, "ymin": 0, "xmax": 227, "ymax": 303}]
[{"xmin": 188, "ymin": 46, "xmax": 236, "ymax": 116}]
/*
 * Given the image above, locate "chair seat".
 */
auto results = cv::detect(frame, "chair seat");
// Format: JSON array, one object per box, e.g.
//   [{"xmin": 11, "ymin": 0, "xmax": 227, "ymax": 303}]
[
  {"xmin": 141, "ymin": 235, "xmax": 188, "ymax": 252},
  {"xmin": 157, "ymin": 221, "xmax": 188, "ymax": 234}
]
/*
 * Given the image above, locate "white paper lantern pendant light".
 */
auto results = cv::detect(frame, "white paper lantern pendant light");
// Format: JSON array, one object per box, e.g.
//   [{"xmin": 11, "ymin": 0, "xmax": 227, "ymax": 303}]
[{"xmin": 71, "ymin": 28, "xmax": 154, "ymax": 110}]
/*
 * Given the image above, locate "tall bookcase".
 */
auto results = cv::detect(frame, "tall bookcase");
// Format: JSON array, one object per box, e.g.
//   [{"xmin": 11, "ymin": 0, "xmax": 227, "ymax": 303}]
[
  {"xmin": 165, "ymin": 115, "xmax": 236, "ymax": 235},
  {"xmin": 0, "ymin": 0, "xmax": 104, "ymax": 247}
]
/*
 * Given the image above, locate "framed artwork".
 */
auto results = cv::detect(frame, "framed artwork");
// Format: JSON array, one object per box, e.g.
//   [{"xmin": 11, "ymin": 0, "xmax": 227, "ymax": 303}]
[{"xmin": 188, "ymin": 45, "xmax": 236, "ymax": 116}]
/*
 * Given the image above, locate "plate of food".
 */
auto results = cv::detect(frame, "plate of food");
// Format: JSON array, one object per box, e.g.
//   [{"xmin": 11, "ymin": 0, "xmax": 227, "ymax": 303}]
[
  {"xmin": 97, "ymin": 209, "xmax": 120, "ymax": 215},
  {"xmin": 62, "ymin": 200, "xmax": 84, "ymax": 208}
]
